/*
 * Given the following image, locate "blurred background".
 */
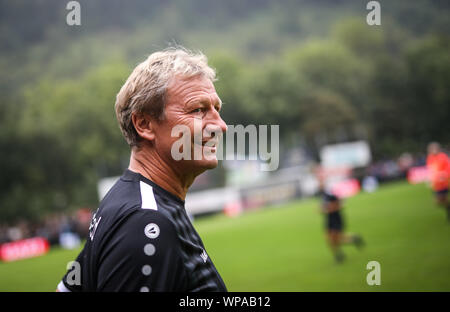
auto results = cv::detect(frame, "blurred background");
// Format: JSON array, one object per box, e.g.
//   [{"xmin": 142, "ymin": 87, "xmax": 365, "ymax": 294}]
[{"xmin": 0, "ymin": 0, "xmax": 449, "ymax": 291}]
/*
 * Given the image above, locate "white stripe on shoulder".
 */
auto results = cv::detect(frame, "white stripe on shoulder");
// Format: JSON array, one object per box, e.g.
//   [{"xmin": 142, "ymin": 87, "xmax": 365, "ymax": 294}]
[
  {"xmin": 57, "ymin": 281, "xmax": 71, "ymax": 292},
  {"xmin": 140, "ymin": 181, "xmax": 158, "ymax": 210}
]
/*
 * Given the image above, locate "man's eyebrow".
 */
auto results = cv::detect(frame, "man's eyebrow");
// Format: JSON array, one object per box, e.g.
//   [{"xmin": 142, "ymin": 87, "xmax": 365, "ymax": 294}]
[{"xmin": 188, "ymin": 97, "xmax": 223, "ymax": 108}]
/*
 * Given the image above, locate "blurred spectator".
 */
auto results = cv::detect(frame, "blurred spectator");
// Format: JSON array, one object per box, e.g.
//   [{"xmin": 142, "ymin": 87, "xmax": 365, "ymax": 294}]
[{"xmin": 0, "ymin": 208, "xmax": 92, "ymax": 246}]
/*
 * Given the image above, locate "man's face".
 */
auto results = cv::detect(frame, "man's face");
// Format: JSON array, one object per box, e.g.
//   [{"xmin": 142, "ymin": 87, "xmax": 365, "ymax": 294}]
[
  {"xmin": 428, "ymin": 143, "xmax": 440, "ymax": 155},
  {"xmin": 152, "ymin": 75, "xmax": 227, "ymax": 176}
]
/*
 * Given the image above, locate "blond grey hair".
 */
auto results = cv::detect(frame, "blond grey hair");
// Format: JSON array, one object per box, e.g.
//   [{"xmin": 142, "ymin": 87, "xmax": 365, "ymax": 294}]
[{"xmin": 115, "ymin": 47, "xmax": 216, "ymax": 147}]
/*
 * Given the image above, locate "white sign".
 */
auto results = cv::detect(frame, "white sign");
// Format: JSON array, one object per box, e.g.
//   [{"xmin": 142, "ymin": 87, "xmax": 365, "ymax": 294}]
[
  {"xmin": 320, "ymin": 141, "xmax": 371, "ymax": 169},
  {"xmin": 97, "ymin": 176, "xmax": 119, "ymax": 201}
]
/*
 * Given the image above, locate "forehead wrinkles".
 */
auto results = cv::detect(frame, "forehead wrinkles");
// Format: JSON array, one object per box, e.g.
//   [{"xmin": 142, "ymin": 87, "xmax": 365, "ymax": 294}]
[{"xmin": 167, "ymin": 76, "xmax": 217, "ymax": 105}]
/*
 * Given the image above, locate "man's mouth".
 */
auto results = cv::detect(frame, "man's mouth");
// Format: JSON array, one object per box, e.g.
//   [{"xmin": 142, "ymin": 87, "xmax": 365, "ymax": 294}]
[
  {"xmin": 192, "ymin": 138, "xmax": 219, "ymax": 157},
  {"xmin": 193, "ymin": 138, "xmax": 219, "ymax": 147}
]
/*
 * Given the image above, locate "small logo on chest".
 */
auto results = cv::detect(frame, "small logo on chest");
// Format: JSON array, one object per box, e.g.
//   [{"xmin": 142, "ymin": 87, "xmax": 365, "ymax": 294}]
[
  {"xmin": 144, "ymin": 223, "xmax": 160, "ymax": 239},
  {"xmin": 89, "ymin": 214, "xmax": 101, "ymax": 241},
  {"xmin": 200, "ymin": 249, "xmax": 208, "ymax": 263}
]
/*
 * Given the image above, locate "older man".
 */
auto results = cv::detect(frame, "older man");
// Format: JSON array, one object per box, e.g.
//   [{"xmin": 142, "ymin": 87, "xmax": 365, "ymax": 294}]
[{"xmin": 57, "ymin": 48, "xmax": 228, "ymax": 292}]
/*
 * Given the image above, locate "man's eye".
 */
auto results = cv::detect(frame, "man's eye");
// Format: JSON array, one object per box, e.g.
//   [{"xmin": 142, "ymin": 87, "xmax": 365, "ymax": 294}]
[{"xmin": 192, "ymin": 108, "xmax": 203, "ymax": 113}]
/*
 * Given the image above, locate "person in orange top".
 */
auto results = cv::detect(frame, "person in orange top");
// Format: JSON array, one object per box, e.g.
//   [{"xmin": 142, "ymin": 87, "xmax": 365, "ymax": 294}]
[{"xmin": 426, "ymin": 142, "xmax": 450, "ymax": 222}]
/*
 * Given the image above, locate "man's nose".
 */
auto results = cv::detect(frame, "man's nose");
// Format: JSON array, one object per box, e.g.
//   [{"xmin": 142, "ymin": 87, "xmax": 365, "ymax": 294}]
[
  {"xmin": 204, "ymin": 110, "xmax": 227, "ymax": 136},
  {"xmin": 216, "ymin": 114, "xmax": 227, "ymax": 133}
]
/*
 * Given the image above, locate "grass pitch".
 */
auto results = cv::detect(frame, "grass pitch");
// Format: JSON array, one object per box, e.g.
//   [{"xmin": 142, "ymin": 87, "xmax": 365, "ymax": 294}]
[{"xmin": 1, "ymin": 181, "xmax": 449, "ymax": 291}]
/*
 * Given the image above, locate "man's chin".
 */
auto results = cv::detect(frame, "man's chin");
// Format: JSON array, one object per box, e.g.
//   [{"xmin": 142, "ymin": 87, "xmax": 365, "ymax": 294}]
[
  {"xmin": 197, "ymin": 157, "xmax": 218, "ymax": 170},
  {"xmin": 191, "ymin": 145, "xmax": 219, "ymax": 169},
  {"xmin": 189, "ymin": 157, "xmax": 219, "ymax": 176},
  {"xmin": 173, "ymin": 158, "xmax": 218, "ymax": 178}
]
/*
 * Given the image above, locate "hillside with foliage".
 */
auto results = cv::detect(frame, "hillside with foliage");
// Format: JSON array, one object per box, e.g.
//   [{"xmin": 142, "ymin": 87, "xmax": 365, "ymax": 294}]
[{"xmin": 0, "ymin": 0, "xmax": 449, "ymax": 222}]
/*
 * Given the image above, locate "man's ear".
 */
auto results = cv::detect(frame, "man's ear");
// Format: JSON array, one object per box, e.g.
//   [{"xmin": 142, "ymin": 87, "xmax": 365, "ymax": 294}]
[{"xmin": 132, "ymin": 112, "xmax": 156, "ymax": 142}]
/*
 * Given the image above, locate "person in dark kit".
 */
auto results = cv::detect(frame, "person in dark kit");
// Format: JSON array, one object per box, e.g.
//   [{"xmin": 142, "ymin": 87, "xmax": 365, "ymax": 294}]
[
  {"xmin": 320, "ymin": 188, "xmax": 364, "ymax": 263},
  {"xmin": 56, "ymin": 47, "xmax": 228, "ymax": 292}
]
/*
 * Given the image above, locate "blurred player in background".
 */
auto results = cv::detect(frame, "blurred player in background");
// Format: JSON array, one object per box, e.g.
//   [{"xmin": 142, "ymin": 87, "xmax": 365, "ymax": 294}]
[
  {"xmin": 320, "ymin": 189, "xmax": 364, "ymax": 263},
  {"xmin": 426, "ymin": 142, "xmax": 450, "ymax": 222},
  {"xmin": 315, "ymin": 167, "xmax": 364, "ymax": 263}
]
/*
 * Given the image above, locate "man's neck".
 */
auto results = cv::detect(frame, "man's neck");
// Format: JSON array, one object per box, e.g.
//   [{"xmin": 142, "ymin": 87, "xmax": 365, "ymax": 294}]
[{"xmin": 128, "ymin": 145, "xmax": 195, "ymax": 201}]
